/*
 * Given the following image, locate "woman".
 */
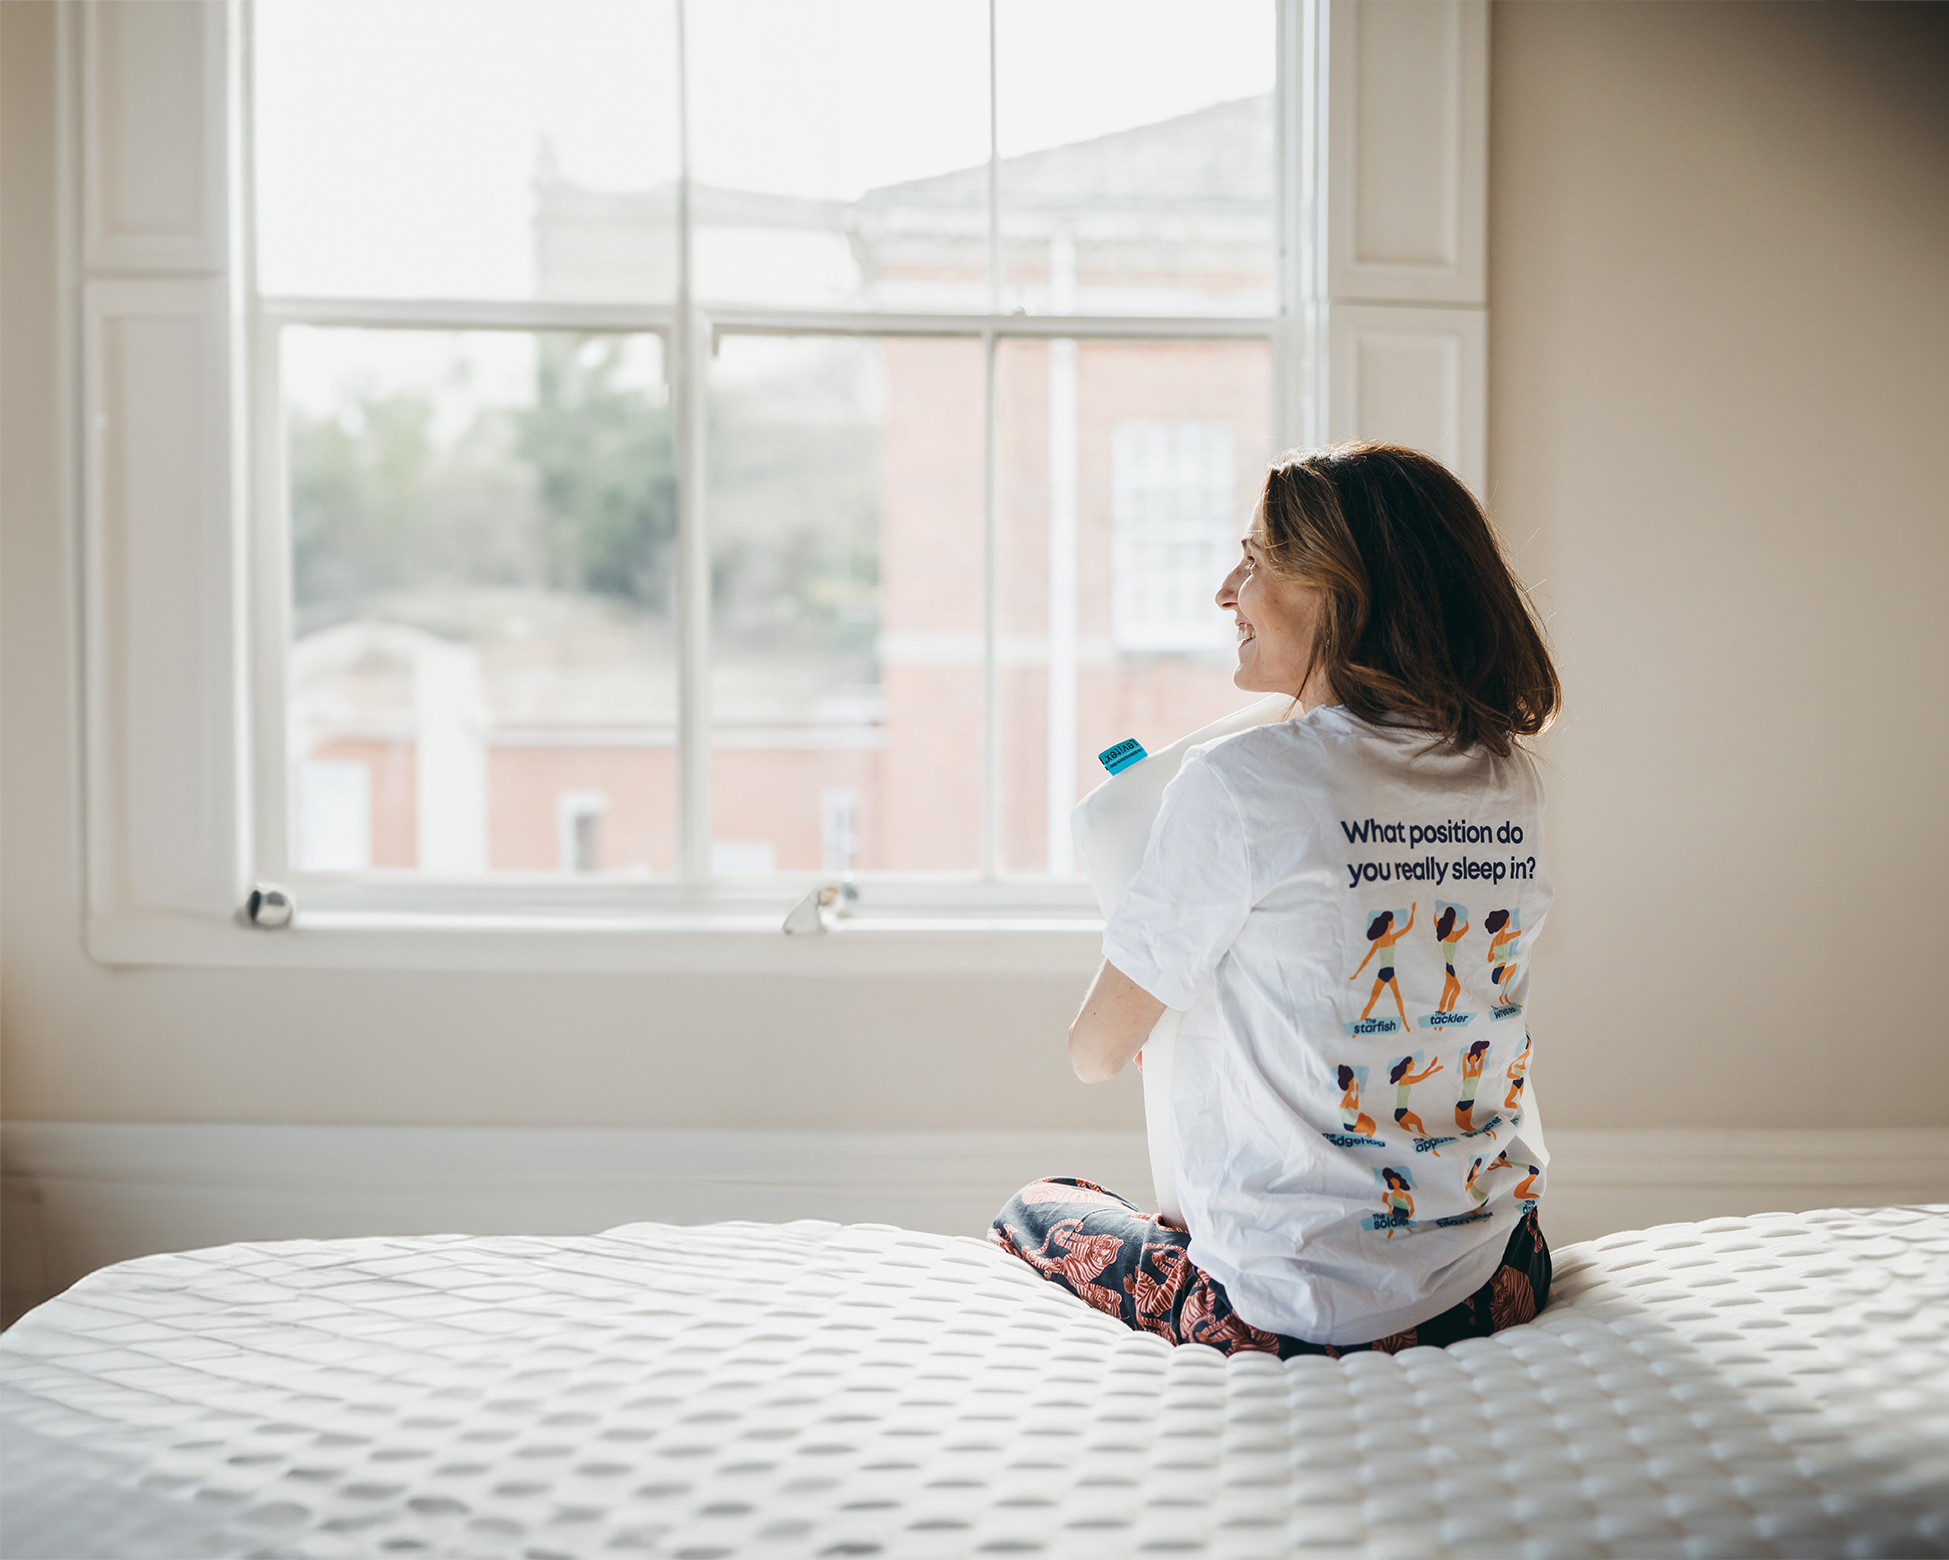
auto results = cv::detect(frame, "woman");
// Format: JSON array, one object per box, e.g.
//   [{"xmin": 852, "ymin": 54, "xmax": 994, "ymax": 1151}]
[
  {"xmin": 1454, "ymin": 1038, "xmax": 1493, "ymax": 1134},
  {"xmin": 1483, "ymin": 908, "xmax": 1522, "ymax": 1006},
  {"xmin": 1349, "ymin": 905, "xmax": 1417, "ymax": 1027},
  {"xmin": 1387, "ymin": 1052, "xmax": 1444, "ymax": 1141},
  {"xmin": 1433, "ymin": 903, "xmax": 1471, "ymax": 1013},
  {"xmin": 1505, "ymin": 1032, "xmax": 1532, "ymax": 1111},
  {"xmin": 992, "ymin": 443, "xmax": 1559, "ymax": 1358},
  {"xmin": 1377, "ymin": 1167, "xmax": 1416, "ymax": 1238},
  {"xmin": 1336, "ymin": 1064, "xmax": 1379, "ymax": 1138},
  {"xmin": 1464, "ymin": 1153, "xmax": 1505, "ymax": 1207}
]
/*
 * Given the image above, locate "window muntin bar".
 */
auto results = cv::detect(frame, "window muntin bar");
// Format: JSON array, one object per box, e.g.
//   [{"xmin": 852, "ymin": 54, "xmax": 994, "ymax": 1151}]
[
  {"xmin": 991, "ymin": 336, "xmax": 1272, "ymax": 878},
  {"xmin": 249, "ymin": 0, "xmax": 1292, "ymax": 902},
  {"xmin": 706, "ymin": 333, "xmax": 990, "ymax": 876}
]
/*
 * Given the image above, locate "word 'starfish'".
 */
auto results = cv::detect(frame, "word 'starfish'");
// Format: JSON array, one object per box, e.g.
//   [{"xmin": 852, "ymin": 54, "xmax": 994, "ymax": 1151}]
[{"xmin": 1099, "ymin": 739, "xmax": 1147, "ymax": 776}]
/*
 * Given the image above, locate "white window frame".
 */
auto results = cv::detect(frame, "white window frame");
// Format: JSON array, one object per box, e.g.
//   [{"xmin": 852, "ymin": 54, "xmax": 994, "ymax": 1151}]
[{"xmin": 68, "ymin": 0, "xmax": 1488, "ymax": 972}]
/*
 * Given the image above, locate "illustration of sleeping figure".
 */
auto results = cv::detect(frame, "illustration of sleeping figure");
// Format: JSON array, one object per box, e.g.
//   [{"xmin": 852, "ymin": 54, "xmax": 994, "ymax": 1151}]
[
  {"xmin": 1512, "ymin": 1160, "xmax": 1541, "ymax": 1201},
  {"xmin": 1350, "ymin": 903, "xmax": 1416, "ymax": 1027},
  {"xmin": 1464, "ymin": 1153, "xmax": 1510, "ymax": 1207},
  {"xmin": 1467, "ymin": 1151, "xmax": 1535, "ymax": 1207},
  {"xmin": 1336, "ymin": 1064, "xmax": 1378, "ymax": 1138},
  {"xmin": 1388, "ymin": 1051, "xmax": 1444, "ymax": 1145},
  {"xmin": 1372, "ymin": 1166, "xmax": 1416, "ymax": 1237},
  {"xmin": 1454, "ymin": 1039, "xmax": 1493, "ymax": 1134},
  {"xmin": 1483, "ymin": 907, "xmax": 1522, "ymax": 1006},
  {"xmin": 1504, "ymin": 1032, "xmax": 1532, "ymax": 1111},
  {"xmin": 1432, "ymin": 901, "xmax": 1470, "ymax": 1013}
]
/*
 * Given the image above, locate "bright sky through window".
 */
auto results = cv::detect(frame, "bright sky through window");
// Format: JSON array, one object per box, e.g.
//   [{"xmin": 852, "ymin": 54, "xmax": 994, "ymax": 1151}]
[{"xmin": 255, "ymin": 0, "xmax": 1273, "ymax": 301}]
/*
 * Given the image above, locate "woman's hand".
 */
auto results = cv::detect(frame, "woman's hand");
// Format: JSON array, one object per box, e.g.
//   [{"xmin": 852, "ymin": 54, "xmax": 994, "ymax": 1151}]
[{"xmin": 1068, "ymin": 960, "xmax": 1167, "ymax": 1083}]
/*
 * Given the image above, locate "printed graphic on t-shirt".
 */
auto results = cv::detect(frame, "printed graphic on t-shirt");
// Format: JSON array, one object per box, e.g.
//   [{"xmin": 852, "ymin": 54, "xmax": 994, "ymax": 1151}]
[
  {"xmin": 1398, "ymin": 1041, "xmax": 1509, "ymax": 1157},
  {"xmin": 1418, "ymin": 896, "xmax": 1479, "ymax": 1031},
  {"xmin": 1431, "ymin": 900, "xmax": 1470, "ymax": 1010},
  {"xmin": 1454, "ymin": 1151, "xmax": 1541, "ymax": 1222},
  {"xmin": 1454, "ymin": 1039, "xmax": 1493, "ymax": 1133},
  {"xmin": 1337, "ymin": 816, "xmax": 1538, "ymax": 892},
  {"xmin": 1325, "ymin": 1064, "xmax": 1383, "ymax": 1147},
  {"xmin": 1386, "ymin": 1050, "xmax": 1446, "ymax": 1153},
  {"xmin": 1465, "ymin": 1151, "xmax": 1507, "ymax": 1206},
  {"xmin": 1510, "ymin": 1155, "xmax": 1542, "ymax": 1208},
  {"xmin": 1364, "ymin": 1164, "xmax": 1419, "ymax": 1237},
  {"xmin": 1351, "ymin": 893, "xmax": 1494, "ymax": 1033},
  {"xmin": 1363, "ymin": 1140, "xmax": 1540, "ymax": 1239},
  {"xmin": 1349, "ymin": 904, "xmax": 1415, "ymax": 1033},
  {"xmin": 1483, "ymin": 907, "xmax": 1523, "ymax": 1017},
  {"xmin": 1328, "ymin": 898, "xmax": 1533, "ymax": 1173},
  {"xmin": 1504, "ymin": 1033, "xmax": 1531, "ymax": 1111}
]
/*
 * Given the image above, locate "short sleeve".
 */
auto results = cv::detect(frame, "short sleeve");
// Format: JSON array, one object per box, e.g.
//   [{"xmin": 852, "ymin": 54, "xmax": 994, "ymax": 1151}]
[{"xmin": 1101, "ymin": 749, "xmax": 1255, "ymax": 1012}]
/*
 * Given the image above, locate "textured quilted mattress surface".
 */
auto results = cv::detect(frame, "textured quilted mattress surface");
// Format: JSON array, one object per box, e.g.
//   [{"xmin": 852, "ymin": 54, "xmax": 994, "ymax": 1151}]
[{"xmin": 1, "ymin": 1207, "xmax": 1945, "ymax": 1560}]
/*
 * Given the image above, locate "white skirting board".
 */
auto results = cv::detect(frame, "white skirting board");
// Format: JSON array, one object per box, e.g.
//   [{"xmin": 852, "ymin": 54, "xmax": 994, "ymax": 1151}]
[
  {"xmin": 5, "ymin": 1122, "xmax": 1947, "ymax": 1327},
  {"xmin": 0, "ymin": 1125, "xmax": 1157, "ymax": 1328}
]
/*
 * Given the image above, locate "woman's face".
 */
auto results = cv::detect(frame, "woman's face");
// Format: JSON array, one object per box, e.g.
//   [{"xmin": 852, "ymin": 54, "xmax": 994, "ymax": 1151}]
[{"xmin": 1216, "ymin": 512, "xmax": 1327, "ymax": 697}]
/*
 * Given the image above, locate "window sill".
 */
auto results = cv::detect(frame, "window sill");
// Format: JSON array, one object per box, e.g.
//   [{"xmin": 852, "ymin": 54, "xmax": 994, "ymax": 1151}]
[{"xmin": 84, "ymin": 904, "xmax": 1107, "ymax": 976}]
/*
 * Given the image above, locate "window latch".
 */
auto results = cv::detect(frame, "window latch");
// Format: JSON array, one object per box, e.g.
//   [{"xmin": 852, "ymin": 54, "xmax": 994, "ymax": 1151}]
[
  {"xmin": 243, "ymin": 883, "xmax": 295, "ymax": 929},
  {"xmin": 782, "ymin": 881, "xmax": 857, "ymax": 936}
]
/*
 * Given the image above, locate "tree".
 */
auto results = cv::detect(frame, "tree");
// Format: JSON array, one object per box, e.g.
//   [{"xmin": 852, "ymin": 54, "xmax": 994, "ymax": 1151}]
[{"xmin": 518, "ymin": 335, "xmax": 677, "ymax": 611}]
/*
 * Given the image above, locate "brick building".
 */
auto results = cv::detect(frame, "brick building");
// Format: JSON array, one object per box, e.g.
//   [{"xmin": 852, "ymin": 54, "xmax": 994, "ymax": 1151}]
[{"xmin": 291, "ymin": 97, "xmax": 1275, "ymax": 879}]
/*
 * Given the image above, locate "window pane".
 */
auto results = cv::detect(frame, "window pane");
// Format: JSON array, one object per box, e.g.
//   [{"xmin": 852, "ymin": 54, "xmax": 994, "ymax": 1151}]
[
  {"xmin": 686, "ymin": 0, "xmax": 991, "ymax": 310},
  {"xmin": 285, "ymin": 328, "xmax": 676, "ymax": 875},
  {"xmin": 995, "ymin": 0, "xmax": 1275, "ymax": 316},
  {"xmin": 255, "ymin": 3, "xmax": 679, "ymax": 301},
  {"xmin": 995, "ymin": 337, "xmax": 1271, "ymax": 876},
  {"xmin": 709, "ymin": 334, "xmax": 986, "ymax": 873}
]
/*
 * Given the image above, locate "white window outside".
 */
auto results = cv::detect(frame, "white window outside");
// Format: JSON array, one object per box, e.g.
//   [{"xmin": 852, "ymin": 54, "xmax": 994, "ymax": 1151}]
[
  {"xmin": 69, "ymin": 0, "xmax": 1491, "ymax": 970},
  {"xmin": 252, "ymin": 0, "xmax": 1282, "ymax": 897},
  {"xmin": 295, "ymin": 761, "xmax": 371, "ymax": 872},
  {"xmin": 556, "ymin": 790, "xmax": 610, "ymax": 874},
  {"xmin": 820, "ymin": 785, "xmax": 863, "ymax": 874},
  {"xmin": 1111, "ymin": 421, "xmax": 1239, "ymax": 653}
]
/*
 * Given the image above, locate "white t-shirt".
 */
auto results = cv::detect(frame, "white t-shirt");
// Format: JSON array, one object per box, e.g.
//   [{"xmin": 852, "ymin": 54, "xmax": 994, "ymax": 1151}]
[{"xmin": 1102, "ymin": 704, "xmax": 1552, "ymax": 1346}]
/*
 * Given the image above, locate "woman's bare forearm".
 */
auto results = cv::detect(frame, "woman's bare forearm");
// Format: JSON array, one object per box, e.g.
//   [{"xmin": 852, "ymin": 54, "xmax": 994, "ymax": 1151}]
[{"xmin": 1068, "ymin": 960, "xmax": 1167, "ymax": 1083}]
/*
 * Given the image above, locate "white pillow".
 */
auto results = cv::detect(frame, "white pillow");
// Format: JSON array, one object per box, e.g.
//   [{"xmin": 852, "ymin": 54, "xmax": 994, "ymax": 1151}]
[{"xmin": 1070, "ymin": 694, "xmax": 1292, "ymax": 1223}]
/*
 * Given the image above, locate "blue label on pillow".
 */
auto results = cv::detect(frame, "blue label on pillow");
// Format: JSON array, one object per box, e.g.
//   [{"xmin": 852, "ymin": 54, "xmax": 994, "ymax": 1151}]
[{"xmin": 1098, "ymin": 738, "xmax": 1147, "ymax": 775}]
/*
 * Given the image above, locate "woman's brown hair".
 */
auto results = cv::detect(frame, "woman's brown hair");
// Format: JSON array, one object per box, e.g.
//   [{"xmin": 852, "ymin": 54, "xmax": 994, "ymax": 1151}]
[{"xmin": 1258, "ymin": 442, "xmax": 1559, "ymax": 756}]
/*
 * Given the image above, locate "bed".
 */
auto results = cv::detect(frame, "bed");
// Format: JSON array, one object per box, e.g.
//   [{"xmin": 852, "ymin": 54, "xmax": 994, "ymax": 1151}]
[{"xmin": 2, "ymin": 1205, "xmax": 1945, "ymax": 1559}]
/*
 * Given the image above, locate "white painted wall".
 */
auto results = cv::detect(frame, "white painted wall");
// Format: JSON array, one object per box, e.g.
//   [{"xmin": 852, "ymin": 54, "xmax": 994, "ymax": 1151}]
[
  {"xmin": 1489, "ymin": 0, "xmax": 1949, "ymax": 1128},
  {"xmin": 5, "ymin": 2, "xmax": 1949, "ymax": 1316},
  {"xmin": 7, "ymin": 1120, "xmax": 1944, "ymax": 1327}
]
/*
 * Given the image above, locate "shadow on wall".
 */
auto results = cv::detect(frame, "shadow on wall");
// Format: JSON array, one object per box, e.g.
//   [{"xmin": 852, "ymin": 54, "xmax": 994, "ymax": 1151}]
[
  {"xmin": 1, "ymin": 1157, "xmax": 50, "ymax": 1330},
  {"xmin": 0, "ymin": 1125, "xmax": 1158, "ymax": 1329}
]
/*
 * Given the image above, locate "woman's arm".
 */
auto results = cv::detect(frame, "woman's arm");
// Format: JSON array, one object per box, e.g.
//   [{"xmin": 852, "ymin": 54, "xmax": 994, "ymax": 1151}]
[{"xmin": 1068, "ymin": 960, "xmax": 1167, "ymax": 1084}]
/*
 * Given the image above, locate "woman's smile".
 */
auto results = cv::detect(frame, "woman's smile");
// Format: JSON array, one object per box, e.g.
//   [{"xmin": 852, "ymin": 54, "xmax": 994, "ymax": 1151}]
[{"xmin": 1215, "ymin": 524, "xmax": 1326, "ymax": 701}]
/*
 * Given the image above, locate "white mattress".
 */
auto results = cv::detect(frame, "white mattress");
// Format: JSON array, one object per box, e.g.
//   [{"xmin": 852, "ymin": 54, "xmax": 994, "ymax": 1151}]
[{"xmin": 2, "ymin": 1205, "xmax": 1945, "ymax": 1559}]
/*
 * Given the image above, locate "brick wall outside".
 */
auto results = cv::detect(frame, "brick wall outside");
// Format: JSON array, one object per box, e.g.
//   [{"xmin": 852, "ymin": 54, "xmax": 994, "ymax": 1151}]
[{"xmin": 337, "ymin": 334, "xmax": 1270, "ymax": 876}]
